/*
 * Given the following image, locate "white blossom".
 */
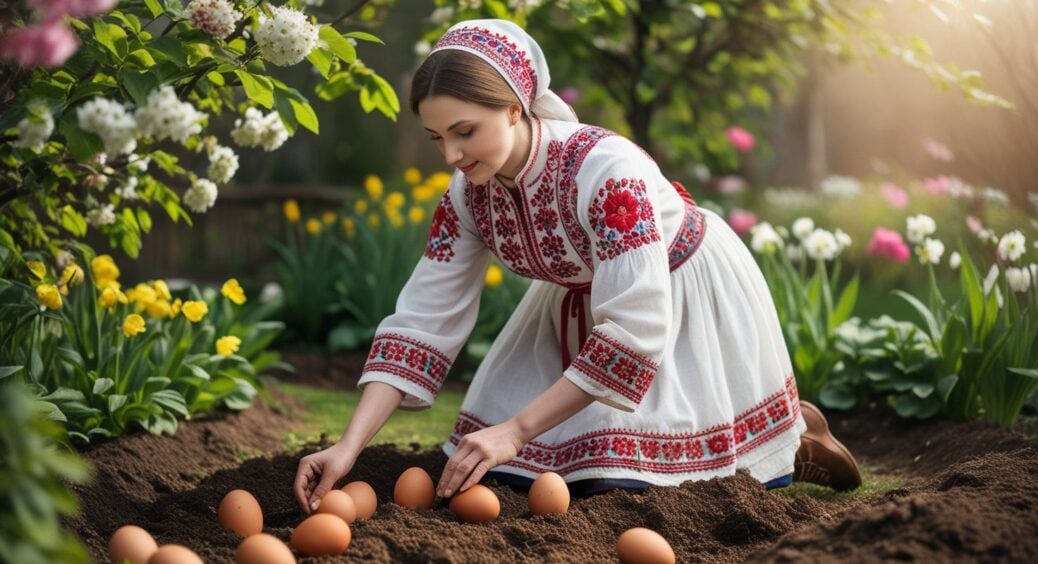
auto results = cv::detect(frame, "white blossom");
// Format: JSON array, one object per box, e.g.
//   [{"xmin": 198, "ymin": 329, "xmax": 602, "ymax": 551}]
[
  {"xmin": 1006, "ymin": 267, "xmax": 1032, "ymax": 293},
  {"xmin": 906, "ymin": 214, "xmax": 936, "ymax": 244},
  {"xmin": 997, "ymin": 230, "xmax": 1026, "ymax": 263},
  {"xmin": 804, "ymin": 229, "xmax": 839, "ymax": 261},
  {"xmin": 693, "ymin": 164, "xmax": 710, "ymax": 183},
  {"xmin": 259, "ymin": 281, "xmax": 283, "ymax": 304},
  {"xmin": 763, "ymin": 187, "xmax": 818, "ymax": 208},
  {"xmin": 717, "ymin": 175, "xmax": 746, "ymax": 195},
  {"xmin": 792, "ymin": 217, "xmax": 814, "ymax": 241},
  {"xmin": 127, "ymin": 154, "xmax": 150, "ymax": 174},
  {"xmin": 949, "ymin": 251, "xmax": 961, "ymax": 270},
  {"xmin": 135, "ymin": 86, "xmax": 206, "ymax": 145},
  {"xmin": 86, "ymin": 204, "xmax": 116, "ymax": 227},
  {"xmin": 983, "ymin": 264, "xmax": 1000, "ymax": 296},
  {"xmin": 414, "ymin": 40, "xmax": 432, "ymax": 57},
  {"xmin": 77, "ymin": 98, "xmax": 138, "ymax": 156},
  {"xmin": 916, "ymin": 237, "xmax": 945, "ymax": 265},
  {"xmin": 945, "ymin": 177, "xmax": 974, "ymax": 199},
  {"xmin": 429, "ymin": 6, "xmax": 455, "ymax": 24},
  {"xmin": 978, "ymin": 228, "xmax": 998, "ymax": 245},
  {"xmin": 1028, "ymin": 192, "xmax": 1038, "ymax": 212},
  {"xmin": 230, "ymin": 107, "xmax": 289, "ymax": 151},
  {"xmin": 300, "ymin": 0, "xmax": 324, "ymax": 6},
  {"xmin": 183, "ymin": 178, "xmax": 218, "ymax": 213},
  {"xmin": 820, "ymin": 175, "xmax": 861, "ymax": 199},
  {"xmin": 981, "ymin": 187, "xmax": 1010, "ymax": 206},
  {"xmin": 255, "ymin": 6, "xmax": 319, "ymax": 66},
  {"xmin": 508, "ymin": 0, "xmax": 542, "ymax": 10},
  {"xmin": 187, "ymin": 0, "xmax": 242, "ymax": 40},
  {"xmin": 834, "ymin": 228, "xmax": 852, "ymax": 252},
  {"xmin": 207, "ymin": 144, "xmax": 239, "ymax": 184},
  {"xmin": 750, "ymin": 222, "xmax": 783, "ymax": 255},
  {"xmin": 115, "ymin": 176, "xmax": 139, "ymax": 200},
  {"xmin": 786, "ymin": 244, "xmax": 804, "ymax": 262},
  {"xmin": 13, "ymin": 102, "xmax": 54, "ymax": 151}
]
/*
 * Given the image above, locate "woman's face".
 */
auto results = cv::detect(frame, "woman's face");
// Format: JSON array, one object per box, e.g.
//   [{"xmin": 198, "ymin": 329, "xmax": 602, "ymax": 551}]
[{"xmin": 418, "ymin": 95, "xmax": 519, "ymax": 185}]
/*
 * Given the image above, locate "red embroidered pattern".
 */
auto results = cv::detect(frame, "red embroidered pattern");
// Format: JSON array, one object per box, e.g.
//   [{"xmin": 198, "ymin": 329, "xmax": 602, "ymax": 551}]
[
  {"xmin": 424, "ymin": 192, "xmax": 461, "ymax": 262},
  {"xmin": 558, "ymin": 126, "xmax": 615, "ymax": 268},
  {"xmin": 589, "ymin": 177, "xmax": 662, "ymax": 261},
  {"xmin": 363, "ymin": 333, "xmax": 452, "ymax": 396},
  {"xmin": 667, "ymin": 203, "xmax": 707, "ymax": 270},
  {"xmin": 433, "ymin": 27, "xmax": 537, "ymax": 108},
  {"xmin": 569, "ymin": 329, "xmax": 659, "ymax": 405},
  {"xmin": 449, "ymin": 374, "xmax": 801, "ymax": 476}
]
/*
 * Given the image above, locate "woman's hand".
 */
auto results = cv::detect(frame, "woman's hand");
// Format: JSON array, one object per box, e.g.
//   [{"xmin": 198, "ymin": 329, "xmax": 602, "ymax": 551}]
[
  {"xmin": 436, "ymin": 419, "xmax": 526, "ymax": 498},
  {"xmin": 294, "ymin": 442, "xmax": 356, "ymax": 514}
]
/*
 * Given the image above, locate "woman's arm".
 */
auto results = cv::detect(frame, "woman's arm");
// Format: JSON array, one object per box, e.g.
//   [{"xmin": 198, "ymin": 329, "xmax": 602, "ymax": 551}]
[{"xmin": 435, "ymin": 376, "xmax": 593, "ymax": 498}]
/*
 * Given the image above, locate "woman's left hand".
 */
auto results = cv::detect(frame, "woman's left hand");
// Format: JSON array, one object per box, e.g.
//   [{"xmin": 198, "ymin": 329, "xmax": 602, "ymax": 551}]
[{"xmin": 437, "ymin": 418, "xmax": 526, "ymax": 498}]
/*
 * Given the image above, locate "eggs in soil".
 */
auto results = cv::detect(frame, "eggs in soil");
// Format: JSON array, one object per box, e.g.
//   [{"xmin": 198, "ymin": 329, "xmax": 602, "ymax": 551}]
[
  {"xmin": 342, "ymin": 480, "xmax": 378, "ymax": 519},
  {"xmin": 218, "ymin": 489, "xmax": 263, "ymax": 537},
  {"xmin": 108, "ymin": 524, "xmax": 158, "ymax": 564},
  {"xmin": 528, "ymin": 472, "xmax": 570, "ymax": 516},
  {"xmin": 616, "ymin": 527, "xmax": 675, "ymax": 564},
  {"xmin": 448, "ymin": 484, "xmax": 501, "ymax": 523},
  {"xmin": 393, "ymin": 467, "xmax": 435, "ymax": 509}
]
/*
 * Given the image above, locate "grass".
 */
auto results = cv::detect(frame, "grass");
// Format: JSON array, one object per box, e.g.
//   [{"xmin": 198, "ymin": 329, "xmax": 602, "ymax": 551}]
[
  {"xmin": 774, "ymin": 465, "xmax": 905, "ymax": 500},
  {"xmin": 274, "ymin": 380, "xmax": 465, "ymax": 453}
]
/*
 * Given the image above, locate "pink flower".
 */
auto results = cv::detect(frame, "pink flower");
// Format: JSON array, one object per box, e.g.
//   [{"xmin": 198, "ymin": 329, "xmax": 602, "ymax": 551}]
[
  {"xmin": 28, "ymin": 0, "xmax": 117, "ymax": 17},
  {"xmin": 717, "ymin": 175, "xmax": 746, "ymax": 196},
  {"xmin": 727, "ymin": 209, "xmax": 758, "ymax": 235},
  {"xmin": 922, "ymin": 137, "xmax": 954, "ymax": 162},
  {"xmin": 725, "ymin": 126, "xmax": 756, "ymax": 152},
  {"xmin": 558, "ymin": 86, "xmax": 580, "ymax": 105},
  {"xmin": 866, "ymin": 227, "xmax": 910, "ymax": 263},
  {"xmin": 966, "ymin": 216, "xmax": 982, "ymax": 234},
  {"xmin": 1, "ymin": 20, "xmax": 79, "ymax": 68},
  {"xmin": 880, "ymin": 182, "xmax": 909, "ymax": 209},
  {"xmin": 923, "ymin": 175, "xmax": 951, "ymax": 197}
]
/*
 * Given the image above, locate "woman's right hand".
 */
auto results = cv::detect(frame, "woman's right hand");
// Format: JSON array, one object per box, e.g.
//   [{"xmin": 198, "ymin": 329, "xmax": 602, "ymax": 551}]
[{"xmin": 294, "ymin": 442, "xmax": 356, "ymax": 514}]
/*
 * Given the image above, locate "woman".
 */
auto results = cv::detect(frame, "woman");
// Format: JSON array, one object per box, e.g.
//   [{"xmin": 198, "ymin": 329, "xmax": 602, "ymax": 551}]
[{"xmin": 293, "ymin": 19, "xmax": 859, "ymax": 514}]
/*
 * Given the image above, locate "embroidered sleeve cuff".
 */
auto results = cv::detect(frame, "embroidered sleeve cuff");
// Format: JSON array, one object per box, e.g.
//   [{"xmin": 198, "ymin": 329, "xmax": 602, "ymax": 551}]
[
  {"xmin": 562, "ymin": 330, "xmax": 659, "ymax": 412},
  {"xmin": 358, "ymin": 333, "xmax": 452, "ymax": 410}
]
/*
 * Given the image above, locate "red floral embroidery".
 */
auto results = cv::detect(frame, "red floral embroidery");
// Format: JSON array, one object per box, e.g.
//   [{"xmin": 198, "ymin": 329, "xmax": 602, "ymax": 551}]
[
  {"xmin": 433, "ymin": 27, "xmax": 537, "ymax": 108},
  {"xmin": 558, "ymin": 127, "xmax": 615, "ymax": 268},
  {"xmin": 424, "ymin": 194, "xmax": 461, "ymax": 262},
  {"xmin": 589, "ymin": 177, "xmax": 662, "ymax": 261},
  {"xmin": 363, "ymin": 333, "xmax": 453, "ymax": 397},
  {"xmin": 569, "ymin": 329, "xmax": 659, "ymax": 405},
  {"xmin": 668, "ymin": 203, "xmax": 706, "ymax": 270},
  {"xmin": 449, "ymin": 374, "xmax": 800, "ymax": 477}
]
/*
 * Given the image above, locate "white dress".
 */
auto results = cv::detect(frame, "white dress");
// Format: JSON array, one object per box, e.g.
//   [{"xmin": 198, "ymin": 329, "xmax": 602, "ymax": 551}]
[{"xmin": 358, "ymin": 118, "xmax": 806, "ymax": 486}]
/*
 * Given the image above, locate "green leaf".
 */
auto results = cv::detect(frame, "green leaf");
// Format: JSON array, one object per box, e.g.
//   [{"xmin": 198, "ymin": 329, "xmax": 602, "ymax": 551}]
[
  {"xmin": 702, "ymin": 2, "xmax": 724, "ymax": 18},
  {"xmin": 829, "ymin": 275, "xmax": 859, "ymax": 331},
  {"xmin": 235, "ymin": 71, "xmax": 274, "ymax": 109},
  {"xmin": 894, "ymin": 289, "xmax": 941, "ymax": 341},
  {"xmin": 137, "ymin": 208, "xmax": 152, "ymax": 233},
  {"xmin": 937, "ymin": 374, "xmax": 959, "ymax": 403},
  {"xmin": 161, "ymin": 0, "xmax": 187, "ymax": 20},
  {"xmin": 93, "ymin": 20, "xmax": 117, "ymax": 56},
  {"xmin": 58, "ymin": 117, "xmax": 103, "ymax": 162},
  {"xmin": 118, "ymin": 69, "xmax": 159, "ymax": 106},
  {"xmin": 60, "ymin": 205, "xmax": 88, "ymax": 237},
  {"xmin": 818, "ymin": 385, "xmax": 856, "ymax": 410},
  {"xmin": 273, "ymin": 90, "xmax": 299, "ymax": 135},
  {"xmin": 306, "ymin": 48, "xmax": 333, "ymax": 79},
  {"xmin": 127, "ymin": 49, "xmax": 156, "ymax": 67},
  {"xmin": 144, "ymin": 0, "xmax": 164, "ymax": 17},
  {"xmin": 0, "ymin": 366, "xmax": 22, "ymax": 379},
  {"xmin": 147, "ymin": 37, "xmax": 189, "ymax": 67},
  {"xmin": 344, "ymin": 31, "xmax": 384, "ymax": 45},
  {"xmin": 290, "ymin": 98, "xmax": 319, "ymax": 134},
  {"xmin": 92, "ymin": 377, "xmax": 115, "ymax": 395},
  {"xmin": 320, "ymin": 26, "xmax": 357, "ymax": 63}
]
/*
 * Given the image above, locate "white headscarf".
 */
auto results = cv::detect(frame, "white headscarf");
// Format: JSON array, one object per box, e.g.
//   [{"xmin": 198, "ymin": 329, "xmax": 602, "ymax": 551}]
[{"xmin": 429, "ymin": 19, "xmax": 578, "ymax": 123}]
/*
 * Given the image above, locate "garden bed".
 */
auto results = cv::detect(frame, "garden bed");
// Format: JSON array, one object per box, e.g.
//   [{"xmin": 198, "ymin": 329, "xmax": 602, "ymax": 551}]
[{"xmin": 68, "ymin": 393, "xmax": 1037, "ymax": 562}]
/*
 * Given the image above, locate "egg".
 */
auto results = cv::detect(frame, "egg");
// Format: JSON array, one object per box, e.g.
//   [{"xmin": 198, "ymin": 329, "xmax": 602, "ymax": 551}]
[
  {"xmin": 108, "ymin": 524, "xmax": 158, "ymax": 564},
  {"xmin": 342, "ymin": 481, "xmax": 378, "ymax": 519},
  {"xmin": 236, "ymin": 533, "xmax": 296, "ymax": 564},
  {"xmin": 291, "ymin": 513, "xmax": 351, "ymax": 556},
  {"xmin": 393, "ymin": 467, "xmax": 434, "ymax": 509},
  {"xmin": 528, "ymin": 472, "xmax": 570, "ymax": 516},
  {"xmin": 218, "ymin": 489, "xmax": 263, "ymax": 537},
  {"xmin": 616, "ymin": 528, "xmax": 675, "ymax": 564},
  {"xmin": 148, "ymin": 544, "xmax": 204, "ymax": 564},
  {"xmin": 448, "ymin": 484, "xmax": 500, "ymax": 523},
  {"xmin": 316, "ymin": 489, "xmax": 357, "ymax": 523}
]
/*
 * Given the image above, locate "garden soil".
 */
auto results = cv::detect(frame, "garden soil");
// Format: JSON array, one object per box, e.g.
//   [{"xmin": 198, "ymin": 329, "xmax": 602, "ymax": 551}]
[{"xmin": 68, "ymin": 388, "xmax": 1038, "ymax": 563}]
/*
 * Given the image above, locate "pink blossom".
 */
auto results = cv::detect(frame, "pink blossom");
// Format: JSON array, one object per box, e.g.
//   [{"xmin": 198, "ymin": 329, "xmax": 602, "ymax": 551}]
[
  {"xmin": 717, "ymin": 175, "xmax": 746, "ymax": 196},
  {"xmin": 966, "ymin": 216, "xmax": 982, "ymax": 234},
  {"xmin": 725, "ymin": 126, "xmax": 756, "ymax": 152},
  {"xmin": 866, "ymin": 227, "xmax": 910, "ymax": 263},
  {"xmin": 727, "ymin": 209, "xmax": 758, "ymax": 235},
  {"xmin": 1, "ymin": 20, "xmax": 79, "ymax": 68},
  {"xmin": 558, "ymin": 87, "xmax": 580, "ymax": 105},
  {"xmin": 880, "ymin": 182, "xmax": 909, "ymax": 209},
  {"xmin": 923, "ymin": 175, "xmax": 951, "ymax": 197},
  {"xmin": 922, "ymin": 137, "xmax": 954, "ymax": 162},
  {"xmin": 28, "ymin": 0, "xmax": 118, "ymax": 18}
]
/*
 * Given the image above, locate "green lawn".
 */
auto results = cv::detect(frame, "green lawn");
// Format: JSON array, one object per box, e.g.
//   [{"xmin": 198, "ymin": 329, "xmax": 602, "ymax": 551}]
[
  {"xmin": 274, "ymin": 380, "xmax": 465, "ymax": 453},
  {"xmin": 774, "ymin": 465, "xmax": 905, "ymax": 500}
]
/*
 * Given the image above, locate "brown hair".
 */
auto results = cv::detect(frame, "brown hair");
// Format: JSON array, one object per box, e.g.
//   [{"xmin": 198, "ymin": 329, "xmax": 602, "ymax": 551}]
[{"xmin": 410, "ymin": 50, "xmax": 522, "ymax": 114}]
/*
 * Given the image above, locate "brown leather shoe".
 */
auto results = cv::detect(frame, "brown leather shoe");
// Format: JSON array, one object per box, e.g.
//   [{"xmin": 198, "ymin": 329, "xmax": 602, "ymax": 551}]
[{"xmin": 794, "ymin": 401, "xmax": 862, "ymax": 491}]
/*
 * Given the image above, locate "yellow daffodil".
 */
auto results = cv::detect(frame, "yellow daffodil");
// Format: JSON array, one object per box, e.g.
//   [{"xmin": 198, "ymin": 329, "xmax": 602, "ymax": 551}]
[
  {"xmin": 387, "ymin": 209, "xmax": 404, "ymax": 228},
  {"xmin": 145, "ymin": 299, "xmax": 172, "ymax": 319},
  {"xmin": 408, "ymin": 206, "xmax": 426, "ymax": 224},
  {"xmin": 126, "ymin": 283, "xmax": 157, "ymax": 305},
  {"xmin": 171, "ymin": 298, "xmax": 182, "ymax": 316},
  {"xmin": 284, "ymin": 199, "xmax": 301, "ymax": 223},
  {"xmin": 428, "ymin": 172, "xmax": 452, "ymax": 191},
  {"xmin": 403, "ymin": 167, "xmax": 422, "ymax": 185},
  {"xmin": 61, "ymin": 263, "xmax": 85, "ymax": 287},
  {"xmin": 342, "ymin": 218, "xmax": 356, "ymax": 237},
  {"xmin": 386, "ymin": 191, "xmax": 406, "ymax": 209},
  {"xmin": 91, "ymin": 255, "xmax": 120, "ymax": 287},
  {"xmin": 354, "ymin": 199, "xmax": 369, "ymax": 214},
  {"xmin": 364, "ymin": 175, "xmax": 384, "ymax": 200},
  {"xmin": 322, "ymin": 211, "xmax": 337, "ymax": 224},
  {"xmin": 152, "ymin": 280, "xmax": 171, "ymax": 301},
  {"xmin": 27, "ymin": 260, "xmax": 47, "ymax": 283},
  {"xmin": 412, "ymin": 185, "xmax": 435, "ymax": 202},
  {"xmin": 181, "ymin": 300, "xmax": 208, "ymax": 322},
  {"xmin": 216, "ymin": 336, "xmax": 242, "ymax": 357},
  {"xmin": 367, "ymin": 213, "xmax": 381, "ymax": 228},
  {"xmin": 305, "ymin": 218, "xmax": 321, "ymax": 234},
  {"xmin": 221, "ymin": 278, "xmax": 246, "ymax": 305},
  {"xmin": 122, "ymin": 314, "xmax": 146, "ymax": 337},
  {"xmin": 99, "ymin": 285, "xmax": 128, "ymax": 309},
  {"xmin": 36, "ymin": 283, "xmax": 62, "ymax": 309},
  {"xmin": 485, "ymin": 264, "xmax": 504, "ymax": 287}
]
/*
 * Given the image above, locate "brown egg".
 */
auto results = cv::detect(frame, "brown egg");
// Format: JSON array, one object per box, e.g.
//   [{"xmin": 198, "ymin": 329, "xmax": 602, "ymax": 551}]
[
  {"xmin": 218, "ymin": 489, "xmax": 263, "ymax": 537},
  {"xmin": 108, "ymin": 524, "xmax": 158, "ymax": 564},
  {"xmin": 342, "ymin": 481, "xmax": 377, "ymax": 519},
  {"xmin": 148, "ymin": 544, "xmax": 204, "ymax": 564},
  {"xmin": 236, "ymin": 533, "xmax": 296, "ymax": 564},
  {"xmin": 616, "ymin": 528, "xmax": 675, "ymax": 564},
  {"xmin": 393, "ymin": 467, "xmax": 434, "ymax": 509},
  {"xmin": 291, "ymin": 513, "xmax": 351, "ymax": 556},
  {"xmin": 316, "ymin": 489, "xmax": 357, "ymax": 523},
  {"xmin": 528, "ymin": 472, "xmax": 570, "ymax": 516},
  {"xmin": 448, "ymin": 484, "xmax": 500, "ymax": 523}
]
